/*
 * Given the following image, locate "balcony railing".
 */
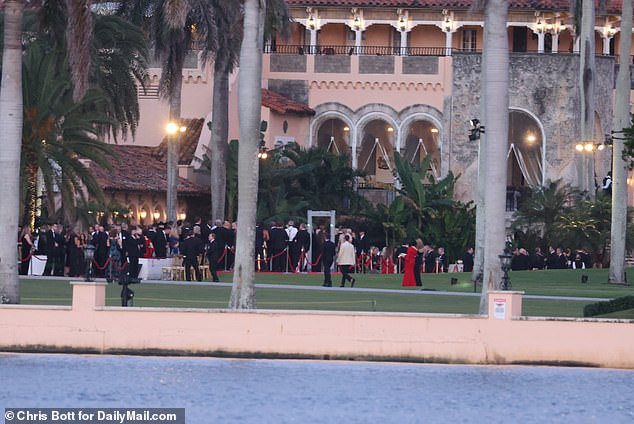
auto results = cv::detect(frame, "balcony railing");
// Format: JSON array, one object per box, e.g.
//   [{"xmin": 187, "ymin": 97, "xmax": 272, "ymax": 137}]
[{"xmin": 264, "ymin": 44, "xmax": 464, "ymax": 56}]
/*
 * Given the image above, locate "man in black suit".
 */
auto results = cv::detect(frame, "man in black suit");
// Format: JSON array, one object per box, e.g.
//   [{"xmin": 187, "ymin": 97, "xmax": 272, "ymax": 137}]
[
  {"xmin": 153, "ymin": 223, "xmax": 168, "ymax": 258},
  {"xmin": 180, "ymin": 228, "xmax": 204, "ymax": 282},
  {"xmin": 121, "ymin": 223, "xmax": 143, "ymax": 279},
  {"xmin": 92, "ymin": 225, "xmax": 109, "ymax": 277},
  {"xmin": 206, "ymin": 232, "xmax": 222, "ymax": 282},
  {"xmin": 44, "ymin": 224, "xmax": 65, "ymax": 276},
  {"xmin": 321, "ymin": 234, "xmax": 336, "ymax": 287},
  {"xmin": 268, "ymin": 222, "xmax": 289, "ymax": 272},
  {"xmin": 462, "ymin": 247, "xmax": 474, "ymax": 272}
]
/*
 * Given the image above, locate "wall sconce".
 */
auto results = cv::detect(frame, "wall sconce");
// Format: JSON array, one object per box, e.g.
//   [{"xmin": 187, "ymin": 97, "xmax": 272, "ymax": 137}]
[
  {"xmin": 603, "ymin": 25, "xmax": 617, "ymax": 38},
  {"xmin": 441, "ymin": 10, "xmax": 454, "ymax": 32},
  {"xmin": 430, "ymin": 127, "xmax": 439, "ymax": 134},
  {"xmin": 177, "ymin": 211, "xmax": 187, "ymax": 221},
  {"xmin": 343, "ymin": 126, "xmax": 350, "ymax": 132},
  {"xmin": 307, "ymin": 14, "xmax": 316, "ymax": 30},
  {"xmin": 153, "ymin": 210, "xmax": 160, "ymax": 221},
  {"xmin": 351, "ymin": 8, "xmax": 362, "ymax": 30},
  {"xmin": 139, "ymin": 210, "xmax": 147, "ymax": 220},
  {"xmin": 387, "ymin": 127, "xmax": 394, "ymax": 133}
]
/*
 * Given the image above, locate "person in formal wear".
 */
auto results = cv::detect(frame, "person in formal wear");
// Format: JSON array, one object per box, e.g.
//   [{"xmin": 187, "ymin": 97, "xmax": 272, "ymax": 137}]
[
  {"xmin": 436, "ymin": 247, "xmax": 448, "ymax": 273},
  {"xmin": 462, "ymin": 247, "xmax": 474, "ymax": 273},
  {"xmin": 121, "ymin": 223, "xmax": 141, "ymax": 279},
  {"xmin": 401, "ymin": 241, "xmax": 418, "ymax": 287},
  {"xmin": 413, "ymin": 239, "xmax": 425, "ymax": 287},
  {"xmin": 337, "ymin": 235, "xmax": 356, "ymax": 287},
  {"xmin": 44, "ymin": 224, "xmax": 65, "ymax": 276},
  {"xmin": 19, "ymin": 226, "xmax": 34, "ymax": 275},
  {"xmin": 180, "ymin": 229, "xmax": 204, "ymax": 282},
  {"xmin": 268, "ymin": 222, "xmax": 288, "ymax": 272},
  {"xmin": 92, "ymin": 225, "xmax": 109, "ymax": 277},
  {"xmin": 295, "ymin": 223, "xmax": 311, "ymax": 272},
  {"xmin": 321, "ymin": 233, "xmax": 336, "ymax": 287},
  {"xmin": 206, "ymin": 232, "xmax": 222, "ymax": 282},
  {"xmin": 286, "ymin": 220, "xmax": 300, "ymax": 272},
  {"xmin": 67, "ymin": 229, "xmax": 84, "ymax": 277},
  {"xmin": 153, "ymin": 223, "xmax": 168, "ymax": 258}
]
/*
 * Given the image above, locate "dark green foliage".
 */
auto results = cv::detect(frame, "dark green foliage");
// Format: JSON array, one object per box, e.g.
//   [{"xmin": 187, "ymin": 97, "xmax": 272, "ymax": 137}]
[
  {"xmin": 257, "ymin": 143, "xmax": 367, "ymax": 223},
  {"xmin": 583, "ymin": 296, "xmax": 634, "ymax": 317},
  {"xmin": 390, "ymin": 152, "xmax": 476, "ymax": 262}
]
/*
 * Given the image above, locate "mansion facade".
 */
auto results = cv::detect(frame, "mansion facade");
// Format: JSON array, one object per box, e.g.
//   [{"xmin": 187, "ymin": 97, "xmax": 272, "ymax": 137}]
[{"xmin": 113, "ymin": 0, "xmax": 633, "ymax": 223}]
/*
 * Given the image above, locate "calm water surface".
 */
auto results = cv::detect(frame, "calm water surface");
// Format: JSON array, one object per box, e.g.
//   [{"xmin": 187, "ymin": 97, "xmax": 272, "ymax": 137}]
[{"xmin": 1, "ymin": 353, "xmax": 633, "ymax": 424}]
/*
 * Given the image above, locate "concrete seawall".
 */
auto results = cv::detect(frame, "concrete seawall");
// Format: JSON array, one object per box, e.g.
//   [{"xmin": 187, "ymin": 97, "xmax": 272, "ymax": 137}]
[{"xmin": 1, "ymin": 282, "xmax": 633, "ymax": 368}]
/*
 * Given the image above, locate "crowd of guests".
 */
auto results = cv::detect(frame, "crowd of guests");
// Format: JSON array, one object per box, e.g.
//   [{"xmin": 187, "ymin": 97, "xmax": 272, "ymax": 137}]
[
  {"xmin": 509, "ymin": 246, "xmax": 593, "ymax": 271},
  {"xmin": 18, "ymin": 217, "xmax": 596, "ymax": 284}
]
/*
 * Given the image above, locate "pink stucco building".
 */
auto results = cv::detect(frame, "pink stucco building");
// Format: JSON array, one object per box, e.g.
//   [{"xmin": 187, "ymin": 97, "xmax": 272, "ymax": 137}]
[{"xmin": 105, "ymin": 0, "xmax": 634, "ymax": 221}]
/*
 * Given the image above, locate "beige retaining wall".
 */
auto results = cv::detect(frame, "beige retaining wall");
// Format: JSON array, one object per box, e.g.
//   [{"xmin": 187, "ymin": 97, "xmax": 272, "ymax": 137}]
[{"xmin": 1, "ymin": 283, "xmax": 633, "ymax": 368}]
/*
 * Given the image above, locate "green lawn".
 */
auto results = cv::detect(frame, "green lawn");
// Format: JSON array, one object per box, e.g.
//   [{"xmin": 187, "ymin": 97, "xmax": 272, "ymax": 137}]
[{"xmin": 16, "ymin": 267, "xmax": 634, "ymax": 318}]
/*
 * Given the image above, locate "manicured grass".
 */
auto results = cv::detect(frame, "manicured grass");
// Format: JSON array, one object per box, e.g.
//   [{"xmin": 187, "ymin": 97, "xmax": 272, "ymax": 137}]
[{"xmin": 17, "ymin": 268, "xmax": 634, "ymax": 318}]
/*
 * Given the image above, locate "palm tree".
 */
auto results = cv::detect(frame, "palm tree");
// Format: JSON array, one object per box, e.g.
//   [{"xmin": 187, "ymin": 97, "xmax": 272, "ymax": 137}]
[
  {"xmin": 119, "ymin": 0, "xmax": 215, "ymax": 223},
  {"xmin": 208, "ymin": 1, "xmax": 241, "ymax": 222},
  {"xmin": 479, "ymin": 0, "xmax": 509, "ymax": 314},
  {"xmin": 229, "ymin": 0, "xmax": 265, "ymax": 310},
  {"xmin": 608, "ymin": 0, "xmax": 632, "ymax": 285},
  {"xmin": 512, "ymin": 180, "xmax": 580, "ymax": 249},
  {"xmin": 21, "ymin": 42, "xmax": 115, "ymax": 226},
  {"xmin": 577, "ymin": 0, "xmax": 596, "ymax": 194},
  {"xmin": 0, "ymin": 0, "xmax": 26, "ymax": 304}
]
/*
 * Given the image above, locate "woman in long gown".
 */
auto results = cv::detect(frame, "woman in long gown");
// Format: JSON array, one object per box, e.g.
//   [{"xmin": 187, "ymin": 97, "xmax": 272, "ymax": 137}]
[{"xmin": 402, "ymin": 241, "xmax": 418, "ymax": 286}]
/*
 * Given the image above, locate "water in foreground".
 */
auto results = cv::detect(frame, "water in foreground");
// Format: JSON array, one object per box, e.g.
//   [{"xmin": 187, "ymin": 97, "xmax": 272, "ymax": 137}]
[{"xmin": 2, "ymin": 353, "xmax": 633, "ymax": 423}]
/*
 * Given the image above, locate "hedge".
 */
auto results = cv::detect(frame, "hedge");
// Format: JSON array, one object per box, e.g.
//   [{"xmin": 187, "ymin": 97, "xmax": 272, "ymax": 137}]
[{"xmin": 583, "ymin": 296, "xmax": 634, "ymax": 317}]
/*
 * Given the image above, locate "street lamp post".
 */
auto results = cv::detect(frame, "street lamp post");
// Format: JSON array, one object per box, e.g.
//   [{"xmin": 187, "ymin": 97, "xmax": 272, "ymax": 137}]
[
  {"xmin": 498, "ymin": 249, "xmax": 513, "ymax": 290},
  {"xmin": 166, "ymin": 122, "xmax": 186, "ymax": 224}
]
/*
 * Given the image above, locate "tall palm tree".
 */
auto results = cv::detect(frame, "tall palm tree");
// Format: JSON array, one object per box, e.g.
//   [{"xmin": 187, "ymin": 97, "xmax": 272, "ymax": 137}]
[
  {"xmin": 119, "ymin": 0, "xmax": 215, "ymax": 223},
  {"xmin": 208, "ymin": 1, "xmax": 241, "ymax": 222},
  {"xmin": 577, "ymin": 0, "xmax": 596, "ymax": 194},
  {"xmin": 479, "ymin": 0, "xmax": 509, "ymax": 314},
  {"xmin": 0, "ymin": 0, "xmax": 26, "ymax": 304},
  {"xmin": 608, "ymin": 0, "xmax": 632, "ymax": 285},
  {"xmin": 21, "ymin": 42, "xmax": 115, "ymax": 226},
  {"xmin": 230, "ymin": 0, "xmax": 266, "ymax": 310}
]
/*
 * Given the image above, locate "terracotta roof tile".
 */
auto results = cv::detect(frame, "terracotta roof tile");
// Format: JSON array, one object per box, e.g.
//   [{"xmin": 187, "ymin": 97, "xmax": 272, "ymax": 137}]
[
  {"xmin": 155, "ymin": 118, "xmax": 205, "ymax": 166},
  {"xmin": 262, "ymin": 89, "xmax": 316, "ymax": 116},
  {"xmin": 90, "ymin": 145, "xmax": 207, "ymax": 195}
]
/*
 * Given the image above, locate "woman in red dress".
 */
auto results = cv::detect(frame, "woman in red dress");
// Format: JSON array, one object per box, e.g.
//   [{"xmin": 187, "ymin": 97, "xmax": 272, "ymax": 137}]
[{"xmin": 401, "ymin": 241, "xmax": 418, "ymax": 286}]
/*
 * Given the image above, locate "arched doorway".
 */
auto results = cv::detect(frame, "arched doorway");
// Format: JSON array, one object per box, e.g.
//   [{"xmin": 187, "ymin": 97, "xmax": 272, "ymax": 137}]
[
  {"xmin": 358, "ymin": 119, "xmax": 396, "ymax": 185},
  {"xmin": 402, "ymin": 120, "xmax": 441, "ymax": 178},
  {"xmin": 316, "ymin": 118, "xmax": 351, "ymax": 160},
  {"xmin": 507, "ymin": 109, "xmax": 544, "ymax": 210}
]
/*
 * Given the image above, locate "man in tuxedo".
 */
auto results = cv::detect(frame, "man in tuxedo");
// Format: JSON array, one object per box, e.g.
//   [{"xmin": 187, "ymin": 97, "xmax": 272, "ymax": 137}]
[
  {"xmin": 321, "ymin": 234, "xmax": 336, "ymax": 287},
  {"xmin": 268, "ymin": 222, "xmax": 289, "ymax": 272},
  {"xmin": 180, "ymin": 228, "xmax": 204, "ymax": 282},
  {"xmin": 295, "ymin": 223, "xmax": 311, "ymax": 272},
  {"xmin": 92, "ymin": 225, "xmax": 109, "ymax": 277},
  {"xmin": 206, "ymin": 232, "xmax": 222, "ymax": 282},
  {"xmin": 153, "ymin": 223, "xmax": 168, "ymax": 258},
  {"xmin": 43, "ymin": 224, "xmax": 65, "ymax": 276}
]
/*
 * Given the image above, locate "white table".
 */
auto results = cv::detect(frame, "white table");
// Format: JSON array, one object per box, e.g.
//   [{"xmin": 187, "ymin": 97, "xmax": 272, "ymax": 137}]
[
  {"xmin": 28, "ymin": 255, "xmax": 47, "ymax": 276},
  {"xmin": 138, "ymin": 258, "xmax": 174, "ymax": 280}
]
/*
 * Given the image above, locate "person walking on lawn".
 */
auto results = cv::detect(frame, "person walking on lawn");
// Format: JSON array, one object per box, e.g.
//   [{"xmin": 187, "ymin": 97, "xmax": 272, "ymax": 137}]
[{"xmin": 337, "ymin": 234, "xmax": 356, "ymax": 287}]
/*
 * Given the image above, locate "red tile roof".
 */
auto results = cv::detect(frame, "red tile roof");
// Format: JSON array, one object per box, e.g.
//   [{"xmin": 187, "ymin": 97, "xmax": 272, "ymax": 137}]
[
  {"xmin": 262, "ymin": 89, "xmax": 316, "ymax": 116},
  {"xmin": 155, "ymin": 118, "xmax": 205, "ymax": 166},
  {"xmin": 91, "ymin": 145, "xmax": 207, "ymax": 195},
  {"xmin": 286, "ymin": 1, "xmax": 621, "ymax": 13}
]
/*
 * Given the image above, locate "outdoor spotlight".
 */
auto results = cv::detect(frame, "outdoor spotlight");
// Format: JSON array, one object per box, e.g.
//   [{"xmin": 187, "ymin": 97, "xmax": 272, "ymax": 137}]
[
  {"xmin": 575, "ymin": 144, "xmax": 584, "ymax": 152},
  {"xmin": 581, "ymin": 274, "xmax": 589, "ymax": 284},
  {"xmin": 450, "ymin": 277, "xmax": 458, "ymax": 285}
]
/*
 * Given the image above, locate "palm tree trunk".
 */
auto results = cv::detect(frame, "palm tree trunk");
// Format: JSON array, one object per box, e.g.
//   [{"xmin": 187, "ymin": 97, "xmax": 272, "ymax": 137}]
[
  {"xmin": 23, "ymin": 163, "xmax": 40, "ymax": 229},
  {"xmin": 608, "ymin": 0, "xmax": 632, "ymax": 285},
  {"xmin": 229, "ymin": 0, "xmax": 265, "ymax": 309},
  {"xmin": 167, "ymin": 74, "xmax": 183, "ymax": 224},
  {"xmin": 0, "ymin": 0, "xmax": 25, "ymax": 304},
  {"xmin": 210, "ymin": 59, "xmax": 229, "ymax": 222},
  {"xmin": 578, "ymin": 0, "xmax": 596, "ymax": 195},
  {"xmin": 479, "ymin": 0, "xmax": 509, "ymax": 314}
]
